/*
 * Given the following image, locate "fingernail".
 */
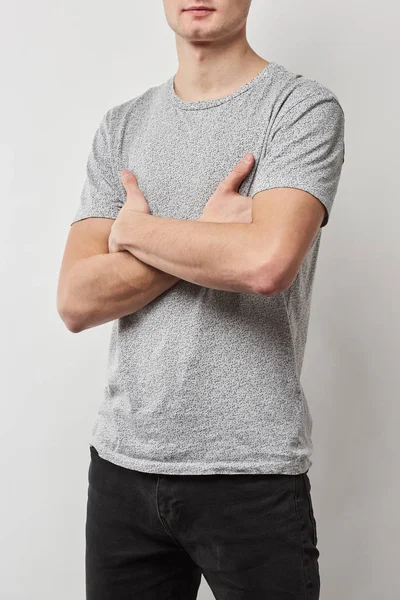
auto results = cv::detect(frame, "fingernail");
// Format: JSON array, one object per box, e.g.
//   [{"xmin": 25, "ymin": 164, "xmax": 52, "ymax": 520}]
[
  {"xmin": 244, "ymin": 153, "xmax": 253, "ymax": 162},
  {"xmin": 120, "ymin": 169, "xmax": 130, "ymax": 177}
]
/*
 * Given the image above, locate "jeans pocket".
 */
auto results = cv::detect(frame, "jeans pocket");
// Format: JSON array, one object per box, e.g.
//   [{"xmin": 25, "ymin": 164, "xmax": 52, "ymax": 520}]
[{"xmin": 301, "ymin": 472, "xmax": 318, "ymax": 546}]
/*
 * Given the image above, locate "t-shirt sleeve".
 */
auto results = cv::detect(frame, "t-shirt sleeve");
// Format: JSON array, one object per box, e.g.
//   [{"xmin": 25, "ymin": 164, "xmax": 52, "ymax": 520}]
[
  {"xmin": 250, "ymin": 91, "xmax": 345, "ymax": 228},
  {"xmin": 70, "ymin": 107, "xmax": 125, "ymax": 225}
]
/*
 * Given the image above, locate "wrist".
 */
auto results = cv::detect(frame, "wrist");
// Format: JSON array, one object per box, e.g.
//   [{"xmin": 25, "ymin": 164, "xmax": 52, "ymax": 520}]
[{"xmin": 119, "ymin": 210, "xmax": 148, "ymax": 250}]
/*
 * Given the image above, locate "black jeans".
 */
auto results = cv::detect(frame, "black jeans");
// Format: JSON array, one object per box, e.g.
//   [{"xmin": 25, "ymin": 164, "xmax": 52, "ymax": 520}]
[{"xmin": 86, "ymin": 445, "xmax": 320, "ymax": 599}]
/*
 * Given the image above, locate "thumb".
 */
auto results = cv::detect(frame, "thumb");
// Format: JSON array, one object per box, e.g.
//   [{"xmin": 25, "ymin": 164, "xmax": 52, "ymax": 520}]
[
  {"xmin": 119, "ymin": 169, "xmax": 150, "ymax": 213},
  {"xmin": 120, "ymin": 169, "xmax": 139, "ymax": 196},
  {"xmin": 221, "ymin": 153, "xmax": 255, "ymax": 191}
]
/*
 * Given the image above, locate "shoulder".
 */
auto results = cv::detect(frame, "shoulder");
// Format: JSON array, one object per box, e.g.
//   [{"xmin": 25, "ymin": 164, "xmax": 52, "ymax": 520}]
[{"xmin": 269, "ymin": 62, "xmax": 344, "ymax": 122}]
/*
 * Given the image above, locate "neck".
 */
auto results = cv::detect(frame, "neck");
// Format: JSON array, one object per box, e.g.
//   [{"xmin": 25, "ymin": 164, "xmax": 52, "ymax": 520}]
[{"xmin": 173, "ymin": 29, "xmax": 269, "ymax": 102}]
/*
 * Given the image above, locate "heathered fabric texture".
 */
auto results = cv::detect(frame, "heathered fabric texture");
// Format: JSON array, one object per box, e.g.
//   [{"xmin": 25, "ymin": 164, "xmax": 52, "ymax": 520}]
[{"xmin": 72, "ymin": 61, "xmax": 345, "ymax": 475}]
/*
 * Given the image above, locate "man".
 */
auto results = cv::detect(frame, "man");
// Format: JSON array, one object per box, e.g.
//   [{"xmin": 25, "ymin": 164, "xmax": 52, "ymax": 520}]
[{"xmin": 57, "ymin": 1, "xmax": 345, "ymax": 598}]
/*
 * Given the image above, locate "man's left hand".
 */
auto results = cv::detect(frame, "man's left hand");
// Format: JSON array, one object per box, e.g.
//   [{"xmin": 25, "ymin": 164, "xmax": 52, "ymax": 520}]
[{"xmin": 108, "ymin": 169, "xmax": 151, "ymax": 253}]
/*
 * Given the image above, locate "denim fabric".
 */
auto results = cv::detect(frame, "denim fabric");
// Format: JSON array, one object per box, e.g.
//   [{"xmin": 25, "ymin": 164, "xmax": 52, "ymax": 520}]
[{"xmin": 86, "ymin": 445, "xmax": 320, "ymax": 599}]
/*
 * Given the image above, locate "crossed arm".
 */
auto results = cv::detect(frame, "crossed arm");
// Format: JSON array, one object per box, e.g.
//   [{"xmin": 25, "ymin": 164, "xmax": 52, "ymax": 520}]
[
  {"xmin": 109, "ymin": 186, "xmax": 325, "ymax": 295},
  {"xmin": 109, "ymin": 212, "xmax": 261, "ymax": 294},
  {"xmin": 57, "ymin": 185, "xmax": 324, "ymax": 333}
]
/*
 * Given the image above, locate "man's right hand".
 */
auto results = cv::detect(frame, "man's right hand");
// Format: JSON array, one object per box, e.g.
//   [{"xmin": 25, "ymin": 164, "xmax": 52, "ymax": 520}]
[{"xmin": 198, "ymin": 153, "xmax": 255, "ymax": 224}]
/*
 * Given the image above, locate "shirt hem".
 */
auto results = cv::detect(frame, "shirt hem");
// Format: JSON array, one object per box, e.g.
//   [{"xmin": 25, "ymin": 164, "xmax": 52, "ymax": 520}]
[{"xmin": 89, "ymin": 441, "xmax": 312, "ymax": 476}]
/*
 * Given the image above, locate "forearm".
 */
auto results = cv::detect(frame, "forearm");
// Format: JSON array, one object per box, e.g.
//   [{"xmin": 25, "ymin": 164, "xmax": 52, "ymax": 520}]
[
  {"xmin": 118, "ymin": 212, "xmax": 260, "ymax": 294},
  {"xmin": 60, "ymin": 250, "xmax": 180, "ymax": 333}
]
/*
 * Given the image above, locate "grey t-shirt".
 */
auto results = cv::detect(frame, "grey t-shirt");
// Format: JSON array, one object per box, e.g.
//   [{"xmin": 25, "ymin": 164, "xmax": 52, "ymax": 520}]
[{"xmin": 72, "ymin": 61, "xmax": 345, "ymax": 475}]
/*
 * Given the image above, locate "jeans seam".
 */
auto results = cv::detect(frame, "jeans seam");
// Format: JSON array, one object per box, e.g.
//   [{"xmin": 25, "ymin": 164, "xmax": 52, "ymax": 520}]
[
  {"xmin": 301, "ymin": 473, "xmax": 318, "ymax": 546},
  {"xmin": 155, "ymin": 475, "xmax": 185, "ymax": 548},
  {"xmin": 155, "ymin": 478, "xmax": 191, "ymax": 600},
  {"xmin": 293, "ymin": 474, "xmax": 312, "ymax": 599}
]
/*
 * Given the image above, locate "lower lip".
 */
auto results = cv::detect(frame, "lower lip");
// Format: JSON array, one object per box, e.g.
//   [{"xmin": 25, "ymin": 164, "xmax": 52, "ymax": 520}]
[{"xmin": 183, "ymin": 9, "xmax": 215, "ymax": 16}]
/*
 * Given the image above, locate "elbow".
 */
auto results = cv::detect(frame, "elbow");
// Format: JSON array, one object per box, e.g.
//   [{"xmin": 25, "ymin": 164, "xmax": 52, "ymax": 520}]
[
  {"xmin": 57, "ymin": 287, "xmax": 86, "ymax": 333},
  {"xmin": 64, "ymin": 317, "xmax": 85, "ymax": 334},
  {"xmin": 58, "ymin": 303, "xmax": 85, "ymax": 333},
  {"xmin": 249, "ymin": 259, "xmax": 295, "ymax": 296}
]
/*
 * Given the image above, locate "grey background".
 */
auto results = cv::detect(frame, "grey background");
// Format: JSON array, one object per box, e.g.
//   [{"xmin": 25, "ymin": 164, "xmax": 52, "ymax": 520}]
[{"xmin": 1, "ymin": 1, "xmax": 398, "ymax": 598}]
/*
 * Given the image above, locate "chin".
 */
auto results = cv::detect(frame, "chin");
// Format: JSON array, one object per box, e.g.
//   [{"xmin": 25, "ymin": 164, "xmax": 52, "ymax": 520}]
[{"xmin": 179, "ymin": 22, "xmax": 223, "ymax": 41}]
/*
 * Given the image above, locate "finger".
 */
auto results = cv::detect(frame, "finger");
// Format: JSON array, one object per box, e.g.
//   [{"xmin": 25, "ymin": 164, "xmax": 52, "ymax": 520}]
[
  {"xmin": 120, "ymin": 169, "xmax": 139, "ymax": 193},
  {"xmin": 120, "ymin": 170, "xmax": 143, "ymax": 207},
  {"xmin": 220, "ymin": 153, "xmax": 255, "ymax": 192},
  {"xmin": 120, "ymin": 169, "xmax": 150, "ymax": 212}
]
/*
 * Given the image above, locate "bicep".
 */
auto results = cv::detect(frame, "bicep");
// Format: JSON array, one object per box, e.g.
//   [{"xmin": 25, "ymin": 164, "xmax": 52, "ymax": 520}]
[
  {"xmin": 249, "ymin": 89, "xmax": 345, "ymax": 291},
  {"xmin": 251, "ymin": 187, "xmax": 325, "ymax": 289},
  {"xmin": 70, "ymin": 106, "xmax": 125, "ymax": 225},
  {"xmin": 58, "ymin": 217, "xmax": 114, "ymax": 292},
  {"xmin": 60, "ymin": 104, "xmax": 124, "ymax": 286}
]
